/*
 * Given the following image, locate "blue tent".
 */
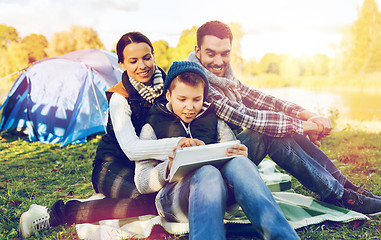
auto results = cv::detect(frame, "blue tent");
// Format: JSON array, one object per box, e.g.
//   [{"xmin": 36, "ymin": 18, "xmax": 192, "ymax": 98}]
[{"xmin": 0, "ymin": 49, "xmax": 122, "ymax": 146}]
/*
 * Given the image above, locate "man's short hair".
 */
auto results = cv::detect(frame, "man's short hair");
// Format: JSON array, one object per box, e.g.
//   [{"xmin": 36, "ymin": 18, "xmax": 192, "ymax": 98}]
[{"xmin": 197, "ymin": 20, "xmax": 233, "ymax": 47}]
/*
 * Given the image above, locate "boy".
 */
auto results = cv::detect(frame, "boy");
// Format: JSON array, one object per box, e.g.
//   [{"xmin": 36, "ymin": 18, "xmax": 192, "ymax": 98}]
[{"xmin": 134, "ymin": 61, "xmax": 300, "ymax": 240}]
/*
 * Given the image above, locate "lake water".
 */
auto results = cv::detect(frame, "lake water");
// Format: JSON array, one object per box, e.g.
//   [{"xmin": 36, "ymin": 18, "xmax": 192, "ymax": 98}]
[
  {"xmin": 1, "ymin": 87, "xmax": 381, "ymax": 122},
  {"xmin": 259, "ymin": 88, "xmax": 381, "ymax": 122}
]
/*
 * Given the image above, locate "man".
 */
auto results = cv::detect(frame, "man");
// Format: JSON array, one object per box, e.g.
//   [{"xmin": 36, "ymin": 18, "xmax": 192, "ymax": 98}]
[{"xmin": 188, "ymin": 20, "xmax": 381, "ymax": 215}]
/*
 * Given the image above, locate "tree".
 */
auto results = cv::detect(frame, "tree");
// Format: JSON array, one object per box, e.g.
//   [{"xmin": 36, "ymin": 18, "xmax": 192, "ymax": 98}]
[
  {"xmin": 312, "ymin": 54, "xmax": 330, "ymax": 76},
  {"xmin": 21, "ymin": 34, "xmax": 48, "ymax": 63},
  {"xmin": 0, "ymin": 25, "xmax": 19, "ymax": 49},
  {"xmin": 0, "ymin": 48, "xmax": 11, "ymax": 77},
  {"xmin": 259, "ymin": 53, "xmax": 280, "ymax": 74},
  {"xmin": 153, "ymin": 40, "xmax": 171, "ymax": 71},
  {"xmin": 229, "ymin": 22, "xmax": 244, "ymax": 74},
  {"xmin": 242, "ymin": 58, "xmax": 260, "ymax": 76},
  {"xmin": 6, "ymin": 42, "xmax": 29, "ymax": 73},
  {"xmin": 279, "ymin": 53, "xmax": 300, "ymax": 77},
  {"xmin": 48, "ymin": 26, "xmax": 104, "ymax": 56},
  {"xmin": 170, "ymin": 26, "xmax": 197, "ymax": 62},
  {"xmin": 340, "ymin": 0, "xmax": 381, "ymax": 73}
]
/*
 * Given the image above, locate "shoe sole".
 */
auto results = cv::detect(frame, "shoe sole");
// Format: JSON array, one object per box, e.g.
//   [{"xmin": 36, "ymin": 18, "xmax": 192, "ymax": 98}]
[
  {"xmin": 367, "ymin": 211, "xmax": 381, "ymax": 217},
  {"xmin": 18, "ymin": 204, "xmax": 44, "ymax": 238},
  {"xmin": 18, "ymin": 211, "xmax": 31, "ymax": 238}
]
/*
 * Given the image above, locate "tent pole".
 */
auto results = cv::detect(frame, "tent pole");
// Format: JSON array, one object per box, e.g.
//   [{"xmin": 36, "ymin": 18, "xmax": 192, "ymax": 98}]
[
  {"xmin": 88, "ymin": 68, "xmax": 107, "ymax": 133},
  {"xmin": 0, "ymin": 71, "xmax": 21, "ymax": 82}
]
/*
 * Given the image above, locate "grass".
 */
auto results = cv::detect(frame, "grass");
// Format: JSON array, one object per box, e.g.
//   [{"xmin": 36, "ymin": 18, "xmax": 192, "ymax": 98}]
[{"xmin": 0, "ymin": 128, "xmax": 380, "ymax": 240}]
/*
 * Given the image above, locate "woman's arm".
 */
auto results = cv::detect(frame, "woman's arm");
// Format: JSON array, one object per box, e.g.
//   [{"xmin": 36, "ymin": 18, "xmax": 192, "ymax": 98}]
[
  {"xmin": 110, "ymin": 93, "xmax": 183, "ymax": 161},
  {"xmin": 134, "ymin": 123, "xmax": 170, "ymax": 194},
  {"xmin": 134, "ymin": 159, "xmax": 169, "ymax": 194}
]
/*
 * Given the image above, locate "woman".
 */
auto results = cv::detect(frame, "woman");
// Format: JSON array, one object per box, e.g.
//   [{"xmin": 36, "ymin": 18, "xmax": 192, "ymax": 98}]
[{"xmin": 19, "ymin": 32, "xmax": 196, "ymax": 238}]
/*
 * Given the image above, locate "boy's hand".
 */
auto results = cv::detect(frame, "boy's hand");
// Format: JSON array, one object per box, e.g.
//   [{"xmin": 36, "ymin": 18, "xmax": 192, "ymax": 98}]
[
  {"xmin": 167, "ymin": 138, "xmax": 205, "ymax": 172},
  {"xmin": 177, "ymin": 138, "xmax": 205, "ymax": 148},
  {"xmin": 226, "ymin": 141, "xmax": 248, "ymax": 158},
  {"xmin": 167, "ymin": 152, "xmax": 174, "ymax": 172}
]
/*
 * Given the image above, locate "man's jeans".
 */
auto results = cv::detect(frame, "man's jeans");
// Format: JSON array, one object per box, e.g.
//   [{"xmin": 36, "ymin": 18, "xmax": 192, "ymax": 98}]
[
  {"xmin": 237, "ymin": 129, "xmax": 346, "ymax": 201},
  {"xmin": 156, "ymin": 157, "xmax": 300, "ymax": 240}
]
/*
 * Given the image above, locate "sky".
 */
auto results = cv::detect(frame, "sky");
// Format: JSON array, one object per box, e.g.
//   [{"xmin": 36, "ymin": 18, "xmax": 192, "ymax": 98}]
[{"xmin": 0, "ymin": 0, "xmax": 378, "ymax": 61}]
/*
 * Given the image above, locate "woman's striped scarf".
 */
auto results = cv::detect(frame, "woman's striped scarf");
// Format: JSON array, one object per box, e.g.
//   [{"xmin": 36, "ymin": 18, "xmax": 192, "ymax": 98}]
[{"xmin": 129, "ymin": 66, "xmax": 164, "ymax": 104}]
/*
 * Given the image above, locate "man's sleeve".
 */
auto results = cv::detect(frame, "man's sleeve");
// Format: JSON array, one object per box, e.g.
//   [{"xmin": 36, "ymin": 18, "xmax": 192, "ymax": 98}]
[
  {"xmin": 208, "ymin": 87, "xmax": 304, "ymax": 138},
  {"xmin": 238, "ymin": 81, "xmax": 305, "ymax": 119}
]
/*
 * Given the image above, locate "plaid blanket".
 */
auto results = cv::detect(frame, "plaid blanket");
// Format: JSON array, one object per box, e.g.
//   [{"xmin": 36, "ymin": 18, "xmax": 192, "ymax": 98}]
[{"xmin": 76, "ymin": 158, "xmax": 368, "ymax": 240}]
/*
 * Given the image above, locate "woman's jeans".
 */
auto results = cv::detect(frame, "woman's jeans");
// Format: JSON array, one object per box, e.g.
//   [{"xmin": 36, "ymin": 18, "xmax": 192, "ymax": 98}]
[
  {"xmin": 237, "ymin": 129, "xmax": 346, "ymax": 201},
  {"xmin": 156, "ymin": 157, "xmax": 300, "ymax": 240}
]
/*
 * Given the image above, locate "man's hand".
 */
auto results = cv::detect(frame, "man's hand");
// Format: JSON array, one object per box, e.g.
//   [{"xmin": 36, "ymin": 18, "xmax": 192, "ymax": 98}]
[
  {"xmin": 303, "ymin": 121, "xmax": 321, "ymax": 147},
  {"xmin": 300, "ymin": 110, "xmax": 333, "ymax": 141},
  {"xmin": 308, "ymin": 115, "xmax": 332, "ymax": 139},
  {"xmin": 226, "ymin": 141, "xmax": 248, "ymax": 158}
]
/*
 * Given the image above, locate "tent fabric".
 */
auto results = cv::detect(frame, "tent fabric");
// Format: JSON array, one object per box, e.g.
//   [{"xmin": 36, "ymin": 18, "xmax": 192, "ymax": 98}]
[{"xmin": 0, "ymin": 49, "xmax": 122, "ymax": 146}]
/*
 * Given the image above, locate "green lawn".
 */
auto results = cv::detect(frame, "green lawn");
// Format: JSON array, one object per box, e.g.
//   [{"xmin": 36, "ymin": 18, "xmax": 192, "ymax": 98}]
[{"xmin": 0, "ymin": 128, "xmax": 380, "ymax": 239}]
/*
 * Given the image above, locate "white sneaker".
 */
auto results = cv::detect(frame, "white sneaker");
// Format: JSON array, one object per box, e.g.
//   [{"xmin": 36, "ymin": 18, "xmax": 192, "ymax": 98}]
[{"xmin": 19, "ymin": 204, "xmax": 50, "ymax": 238}]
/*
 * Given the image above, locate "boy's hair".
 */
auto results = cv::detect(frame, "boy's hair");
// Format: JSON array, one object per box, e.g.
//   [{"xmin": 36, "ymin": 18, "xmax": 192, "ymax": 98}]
[
  {"xmin": 168, "ymin": 72, "xmax": 207, "ymax": 95},
  {"xmin": 116, "ymin": 32, "xmax": 154, "ymax": 63},
  {"xmin": 197, "ymin": 20, "xmax": 233, "ymax": 48},
  {"xmin": 164, "ymin": 61, "xmax": 209, "ymax": 98}
]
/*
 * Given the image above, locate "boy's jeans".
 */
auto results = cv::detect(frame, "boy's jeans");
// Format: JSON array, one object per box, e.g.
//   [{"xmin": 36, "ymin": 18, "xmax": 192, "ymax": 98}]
[
  {"xmin": 156, "ymin": 157, "xmax": 300, "ymax": 240},
  {"xmin": 237, "ymin": 129, "xmax": 346, "ymax": 201}
]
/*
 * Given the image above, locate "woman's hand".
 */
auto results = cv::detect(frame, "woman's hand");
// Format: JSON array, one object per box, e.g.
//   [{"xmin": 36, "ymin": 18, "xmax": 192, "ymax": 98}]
[{"xmin": 226, "ymin": 141, "xmax": 248, "ymax": 158}]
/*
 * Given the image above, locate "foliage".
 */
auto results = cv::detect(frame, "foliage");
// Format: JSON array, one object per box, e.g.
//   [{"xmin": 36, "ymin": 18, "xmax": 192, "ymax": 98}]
[
  {"xmin": 229, "ymin": 22, "xmax": 244, "ymax": 73},
  {"xmin": 153, "ymin": 40, "xmax": 171, "ymax": 72},
  {"xmin": 338, "ymin": 0, "xmax": 381, "ymax": 74},
  {"xmin": 259, "ymin": 53, "xmax": 280, "ymax": 74},
  {"xmin": 242, "ymin": 58, "xmax": 260, "ymax": 76},
  {"xmin": 2, "ymin": 0, "xmax": 381, "ymax": 90},
  {"xmin": 21, "ymin": 34, "xmax": 48, "ymax": 63},
  {"xmin": 47, "ymin": 26, "xmax": 105, "ymax": 56},
  {"xmin": 0, "ymin": 24, "xmax": 19, "ymax": 49},
  {"xmin": 170, "ymin": 26, "xmax": 198, "ymax": 62},
  {"xmin": 0, "ymin": 25, "xmax": 104, "ymax": 88}
]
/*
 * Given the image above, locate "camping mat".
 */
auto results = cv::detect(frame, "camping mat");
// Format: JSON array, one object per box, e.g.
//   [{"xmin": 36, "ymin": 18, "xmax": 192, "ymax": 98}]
[{"xmin": 76, "ymin": 158, "xmax": 368, "ymax": 240}]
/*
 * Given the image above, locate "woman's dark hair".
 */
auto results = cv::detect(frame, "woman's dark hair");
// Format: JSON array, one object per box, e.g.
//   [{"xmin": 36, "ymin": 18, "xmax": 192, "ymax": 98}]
[
  {"xmin": 197, "ymin": 20, "xmax": 233, "ymax": 48},
  {"xmin": 116, "ymin": 32, "xmax": 154, "ymax": 63}
]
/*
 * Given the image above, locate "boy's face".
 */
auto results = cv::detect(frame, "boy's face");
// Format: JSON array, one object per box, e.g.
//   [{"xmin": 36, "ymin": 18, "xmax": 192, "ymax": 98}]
[
  {"xmin": 195, "ymin": 35, "xmax": 231, "ymax": 77},
  {"xmin": 166, "ymin": 81, "xmax": 204, "ymax": 123}
]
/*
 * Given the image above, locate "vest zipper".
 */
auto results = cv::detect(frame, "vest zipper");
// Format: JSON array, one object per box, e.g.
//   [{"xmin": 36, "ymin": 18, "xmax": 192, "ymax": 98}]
[{"xmin": 180, "ymin": 121, "xmax": 193, "ymax": 138}]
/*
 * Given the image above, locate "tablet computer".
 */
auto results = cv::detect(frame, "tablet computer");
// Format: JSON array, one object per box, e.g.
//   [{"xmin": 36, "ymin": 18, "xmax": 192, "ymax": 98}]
[{"xmin": 168, "ymin": 140, "xmax": 240, "ymax": 182}]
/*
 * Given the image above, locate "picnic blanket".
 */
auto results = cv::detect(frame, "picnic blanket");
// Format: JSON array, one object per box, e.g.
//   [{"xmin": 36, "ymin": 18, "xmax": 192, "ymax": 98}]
[{"xmin": 76, "ymin": 158, "xmax": 368, "ymax": 240}]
